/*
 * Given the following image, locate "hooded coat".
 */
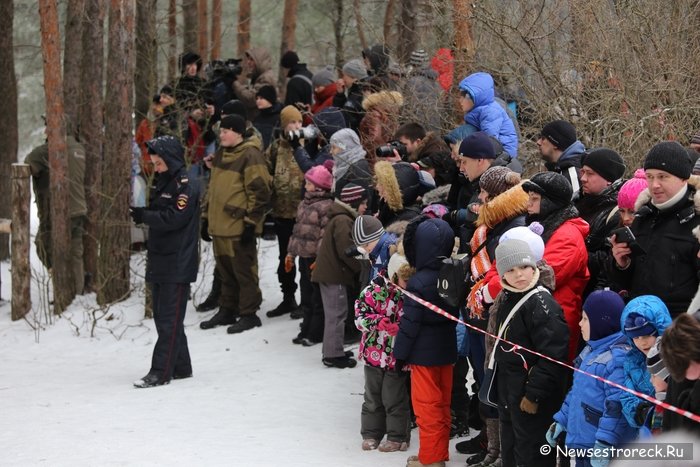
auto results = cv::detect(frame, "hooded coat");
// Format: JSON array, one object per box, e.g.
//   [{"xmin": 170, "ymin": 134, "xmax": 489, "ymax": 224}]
[
  {"xmin": 545, "ymin": 140, "xmax": 586, "ymax": 194},
  {"xmin": 232, "ymin": 47, "xmax": 277, "ymax": 120},
  {"xmin": 312, "ymin": 200, "xmax": 362, "ymax": 285},
  {"xmin": 393, "ymin": 218, "xmax": 458, "ymax": 366},
  {"xmin": 140, "ymin": 137, "xmax": 201, "ymax": 284},
  {"xmin": 284, "ymin": 63, "xmax": 313, "ymax": 107},
  {"xmin": 608, "ymin": 176, "xmax": 700, "ymax": 318},
  {"xmin": 459, "ymin": 72, "xmax": 518, "ymax": 157},
  {"xmin": 374, "ymin": 161, "xmax": 422, "ymax": 225},
  {"xmin": 330, "ymin": 129, "xmax": 372, "ymax": 196}
]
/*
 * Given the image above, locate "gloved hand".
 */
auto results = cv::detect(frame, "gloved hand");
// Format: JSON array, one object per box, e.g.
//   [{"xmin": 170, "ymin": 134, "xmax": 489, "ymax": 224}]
[
  {"xmin": 519, "ymin": 395, "xmax": 538, "ymax": 414},
  {"xmin": 441, "ymin": 210, "xmax": 457, "ymax": 226},
  {"xmin": 376, "ymin": 317, "xmax": 399, "ymax": 335},
  {"xmin": 284, "ymin": 255, "xmax": 295, "ymax": 273},
  {"xmin": 545, "ymin": 421, "xmax": 565, "ymax": 447},
  {"xmin": 394, "ymin": 359, "xmax": 406, "ymax": 372},
  {"xmin": 240, "ymin": 223, "xmax": 256, "ymax": 245},
  {"xmin": 129, "ymin": 207, "xmax": 145, "ymax": 224},
  {"xmin": 286, "ymin": 130, "xmax": 302, "ymax": 149},
  {"xmin": 634, "ymin": 401, "xmax": 653, "ymax": 426},
  {"xmin": 200, "ymin": 219, "xmax": 212, "ymax": 242},
  {"xmin": 590, "ymin": 440, "xmax": 612, "ymax": 467}
]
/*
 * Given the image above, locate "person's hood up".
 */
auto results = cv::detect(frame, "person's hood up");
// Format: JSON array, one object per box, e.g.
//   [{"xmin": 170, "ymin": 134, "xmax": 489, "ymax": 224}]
[
  {"xmin": 414, "ymin": 218, "xmax": 454, "ymax": 270},
  {"xmin": 245, "ymin": 47, "xmax": 272, "ymax": 76},
  {"xmin": 620, "ymin": 295, "xmax": 672, "ymax": 344},
  {"xmin": 374, "ymin": 161, "xmax": 420, "ymax": 212},
  {"xmin": 145, "ymin": 136, "xmax": 185, "ymax": 175},
  {"xmin": 458, "ymin": 72, "xmax": 495, "ymax": 107},
  {"xmin": 363, "ymin": 44, "xmax": 391, "ymax": 75}
]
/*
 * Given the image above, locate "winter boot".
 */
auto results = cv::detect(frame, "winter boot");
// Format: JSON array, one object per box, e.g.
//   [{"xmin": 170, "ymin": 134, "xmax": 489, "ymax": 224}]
[
  {"xmin": 322, "ymin": 356, "xmax": 357, "ymax": 369},
  {"xmin": 133, "ymin": 373, "xmax": 170, "ymax": 389},
  {"xmin": 226, "ymin": 314, "xmax": 262, "ymax": 334},
  {"xmin": 456, "ymin": 431, "xmax": 487, "ymax": 454},
  {"xmin": 265, "ymin": 294, "xmax": 299, "ymax": 318},
  {"xmin": 199, "ymin": 307, "xmax": 238, "ymax": 330},
  {"xmin": 406, "ymin": 456, "xmax": 445, "ymax": 467},
  {"xmin": 196, "ymin": 274, "xmax": 221, "ymax": 312},
  {"xmin": 378, "ymin": 440, "xmax": 409, "ymax": 452}
]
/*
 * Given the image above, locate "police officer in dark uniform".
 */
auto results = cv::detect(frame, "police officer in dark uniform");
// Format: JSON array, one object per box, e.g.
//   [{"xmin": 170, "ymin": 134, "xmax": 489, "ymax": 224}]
[{"xmin": 129, "ymin": 136, "xmax": 200, "ymax": 388}]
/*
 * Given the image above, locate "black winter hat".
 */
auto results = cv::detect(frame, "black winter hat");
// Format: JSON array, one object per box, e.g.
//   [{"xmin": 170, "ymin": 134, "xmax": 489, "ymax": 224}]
[
  {"xmin": 179, "ymin": 51, "xmax": 202, "ymax": 73},
  {"xmin": 280, "ymin": 51, "xmax": 300, "ymax": 69},
  {"xmin": 522, "ymin": 172, "xmax": 573, "ymax": 208},
  {"xmin": 582, "ymin": 148, "xmax": 626, "ymax": 182},
  {"xmin": 220, "ymin": 114, "xmax": 247, "ymax": 135},
  {"xmin": 255, "ymin": 85, "xmax": 278, "ymax": 104},
  {"xmin": 540, "ymin": 120, "xmax": 576, "ymax": 150},
  {"xmin": 643, "ymin": 141, "xmax": 692, "ymax": 180},
  {"xmin": 221, "ymin": 99, "xmax": 247, "ymax": 120},
  {"xmin": 458, "ymin": 131, "xmax": 496, "ymax": 159}
]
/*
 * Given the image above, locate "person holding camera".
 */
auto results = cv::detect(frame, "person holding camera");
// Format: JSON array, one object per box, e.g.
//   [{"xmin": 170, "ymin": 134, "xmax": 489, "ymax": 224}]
[
  {"xmin": 609, "ymin": 141, "xmax": 700, "ymax": 319},
  {"xmin": 199, "ymin": 114, "xmax": 272, "ymax": 333},
  {"xmin": 129, "ymin": 136, "xmax": 200, "ymax": 388}
]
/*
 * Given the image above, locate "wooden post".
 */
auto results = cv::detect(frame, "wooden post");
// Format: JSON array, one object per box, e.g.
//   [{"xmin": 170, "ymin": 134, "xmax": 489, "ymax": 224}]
[{"xmin": 11, "ymin": 163, "xmax": 31, "ymax": 321}]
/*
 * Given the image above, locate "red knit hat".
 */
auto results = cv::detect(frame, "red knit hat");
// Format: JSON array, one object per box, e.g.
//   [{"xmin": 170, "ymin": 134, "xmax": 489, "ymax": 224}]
[{"xmin": 304, "ymin": 165, "xmax": 332, "ymax": 191}]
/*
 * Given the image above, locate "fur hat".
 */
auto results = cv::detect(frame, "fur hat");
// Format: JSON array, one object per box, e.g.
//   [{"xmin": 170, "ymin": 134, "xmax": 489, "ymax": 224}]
[
  {"xmin": 617, "ymin": 169, "xmax": 647, "ymax": 210},
  {"xmin": 583, "ymin": 290, "xmax": 625, "ymax": 341},
  {"xmin": 582, "ymin": 148, "xmax": 626, "ymax": 182},
  {"xmin": 352, "ymin": 215, "xmax": 385, "ymax": 246},
  {"xmin": 479, "ymin": 166, "xmax": 521, "ymax": 198},
  {"xmin": 540, "ymin": 120, "xmax": 576, "ymax": 150},
  {"xmin": 374, "ymin": 161, "xmax": 420, "ymax": 212},
  {"xmin": 255, "ymin": 85, "xmax": 277, "ymax": 105},
  {"xmin": 312, "ymin": 66, "xmax": 336, "ymax": 88},
  {"xmin": 495, "ymin": 239, "xmax": 538, "ymax": 277},
  {"xmin": 458, "ymin": 131, "xmax": 496, "ymax": 159},
  {"xmin": 644, "ymin": 141, "xmax": 692, "ymax": 180},
  {"xmin": 220, "ymin": 115, "xmax": 246, "ymax": 135},
  {"xmin": 179, "ymin": 51, "xmax": 202, "ymax": 73},
  {"xmin": 280, "ymin": 50, "xmax": 299, "ymax": 69},
  {"xmin": 361, "ymin": 90, "xmax": 404, "ymax": 112},
  {"xmin": 280, "ymin": 105, "xmax": 303, "ymax": 129},
  {"xmin": 342, "ymin": 59, "xmax": 368, "ymax": 80},
  {"xmin": 304, "ymin": 165, "xmax": 332, "ymax": 191}
]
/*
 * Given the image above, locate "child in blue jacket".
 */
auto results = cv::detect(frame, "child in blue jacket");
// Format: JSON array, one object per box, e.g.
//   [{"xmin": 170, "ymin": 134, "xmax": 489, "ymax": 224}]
[
  {"xmin": 458, "ymin": 72, "xmax": 518, "ymax": 157},
  {"xmin": 619, "ymin": 295, "xmax": 672, "ymax": 431},
  {"xmin": 547, "ymin": 290, "xmax": 637, "ymax": 467}
]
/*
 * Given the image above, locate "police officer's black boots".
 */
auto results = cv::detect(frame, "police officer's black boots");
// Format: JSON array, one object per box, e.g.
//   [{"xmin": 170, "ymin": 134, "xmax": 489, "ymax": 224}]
[{"xmin": 196, "ymin": 273, "xmax": 221, "ymax": 312}]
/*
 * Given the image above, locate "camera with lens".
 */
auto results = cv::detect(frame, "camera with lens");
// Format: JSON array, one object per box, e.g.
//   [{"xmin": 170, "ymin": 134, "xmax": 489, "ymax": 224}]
[
  {"xmin": 376, "ymin": 140, "xmax": 408, "ymax": 159},
  {"xmin": 287, "ymin": 126, "xmax": 319, "ymax": 141},
  {"xmin": 224, "ymin": 58, "xmax": 243, "ymax": 78}
]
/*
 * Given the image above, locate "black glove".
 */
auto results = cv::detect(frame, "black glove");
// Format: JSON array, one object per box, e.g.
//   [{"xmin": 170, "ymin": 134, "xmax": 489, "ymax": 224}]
[
  {"xmin": 394, "ymin": 359, "xmax": 406, "ymax": 372},
  {"xmin": 129, "ymin": 207, "xmax": 145, "ymax": 224},
  {"xmin": 240, "ymin": 223, "xmax": 256, "ymax": 245},
  {"xmin": 441, "ymin": 210, "xmax": 457, "ymax": 227},
  {"xmin": 634, "ymin": 401, "xmax": 653, "ymax": 426},
  {"xmin": 200, "ymin": 219, "xmax": 212, "ymax": 242},
  {"xmin": 286, "ymin": 130, "xmax": 302, "ymax": 149}
]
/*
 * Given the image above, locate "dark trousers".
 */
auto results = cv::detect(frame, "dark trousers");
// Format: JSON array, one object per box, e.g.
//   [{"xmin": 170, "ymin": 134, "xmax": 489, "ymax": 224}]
[
  {"xmin": 451, "ymin": 356, "xmax": 470, "ymax": 424},
  {"xmin": 275, "ymin": 217, "xmax": 297, "ymax": 296},
  {"xmin": 213, "ymin": 236, "xmax": 262, "ymax": 316},
  {"xmin": 150, "ymin": 283, "xmax": 191, "ymax": 380},
  {"xmin": 361, "ymin": 365, "xmax": 411, "ymax": 442},
  {"xmin": 299, "ymin": 256, "xmax": 324, "ymax": 342}
]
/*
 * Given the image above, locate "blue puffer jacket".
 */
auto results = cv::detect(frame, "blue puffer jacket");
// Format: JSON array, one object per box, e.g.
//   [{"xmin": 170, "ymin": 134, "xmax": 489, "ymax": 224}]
[
  {"xmin": 554, "ymin": 332, "xmax": 637, "ymax": 448},
  {"xmin": 394, "ymin": 219, "xmax": 458, "ymax": 366},
  {"xmin": 619, "ymin": 296, "xmax": 672, "ymax": 427},
  {"xmin": 459, "ymin": 72, "xmax": 518, "ymax": 157}
]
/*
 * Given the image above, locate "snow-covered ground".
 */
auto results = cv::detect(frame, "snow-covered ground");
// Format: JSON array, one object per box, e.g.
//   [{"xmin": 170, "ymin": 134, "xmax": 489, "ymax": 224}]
[{"xmin": 0, "ymin": 234, "xmax": 476, "ymax": 467}]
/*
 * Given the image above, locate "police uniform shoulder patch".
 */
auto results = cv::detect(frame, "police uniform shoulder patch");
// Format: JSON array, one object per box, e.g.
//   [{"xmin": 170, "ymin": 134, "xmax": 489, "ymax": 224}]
[{"xmin": 176, "ymin": 193, "xmax": 189, "ymax": 210}]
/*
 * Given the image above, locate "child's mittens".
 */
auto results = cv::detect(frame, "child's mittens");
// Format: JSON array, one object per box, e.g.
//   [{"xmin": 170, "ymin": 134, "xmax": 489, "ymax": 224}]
[
  {"xmin": 377, "ymin": 317, "xmax": 399, "ymax": 335},
  {"xmin": 519, "ymin": 395, "xmax": 538, "ymax": 414},
  {"xmin": 545, "ymin": 421, "xmax": 565, "ymax": 446},
  {"xmin": 284, "ymin": 255, "xmax": 295, "ymax": 273}
]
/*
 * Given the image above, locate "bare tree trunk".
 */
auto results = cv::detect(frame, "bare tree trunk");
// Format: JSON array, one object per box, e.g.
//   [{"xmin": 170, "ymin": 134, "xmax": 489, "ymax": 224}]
[
  {"xmin": 397, "ymin": 0, "xmax": 417, "ymax": 64},
  {"xmin": 278, "ymin": 0, "xmax": 298, "ymax": 92},
  {"xmin": 452, "ymin": 0, "xmax": 474, "ymax": 120},
  {"xmin": 11, "ymin": 164, "xmax": 31, "ymax": 320},
  {"xmin": 80, "ymin": 0, "xmax": 104, "ymax": 291},
  {"xmin": 39, "ymin": 0, "xmax": 74, "ymax": 313},
  {"xmin": 135, "ymin": 0, "xmax": 157, "ymax": 126},
  {"xmin": 182, "ymin": 0, "xmax": 198, "ymax": 54},
  {"xmin": 211, "ymin": 0, "xmax": 222, "ymax": 60},
  {"xmin": 168, "ymin": 0, "xmax": 177, "ymax": 80},
  {"xmin": 353, "ymin": 0, "xmax": 367, "ymax": 52},
  {"xmin": 63, "ymin": 0, "xmax": 85, "ymax": 134},
  {"xmin": 0, "ymin": 1, "xmax": 18, "ymax": 262},
  {"xmin": 237, "ymin": 0, "xmax": 251, "ymax": 56},
  {"xmin": 198, "ymin": 0, "xmax": 208, "ymax": 60},
  {"xmin": 98, "ymin": 0, "xmax": 134, "ymax": 306},
  {"xmin": 333, "ymin": 0, "xmax": 344, "ymax": 71},
  {"xmin": 383, "ymin": 0, "xmax": 396, "ymax": 48}
]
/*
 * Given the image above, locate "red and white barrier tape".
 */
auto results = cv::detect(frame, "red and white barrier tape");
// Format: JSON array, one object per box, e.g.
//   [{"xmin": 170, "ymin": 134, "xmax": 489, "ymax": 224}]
[{"xmin": 395, "ymin": 285, "xmax": 700, "ymax": 424}]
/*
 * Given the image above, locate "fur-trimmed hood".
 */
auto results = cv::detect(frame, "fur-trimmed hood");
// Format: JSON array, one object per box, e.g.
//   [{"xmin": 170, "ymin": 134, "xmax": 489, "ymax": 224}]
[
  {"xmin": 362, "ymin": 90, "xmax": 404, "ymax": 113},
  {"xmin": 475, "ymin": 183, "xmax": 529, "ymax": 229},
  {"xmin": 634, "ymin": 174, "xmax": 700, "ymax": 213},
  {"xmin": 374, "ymin": 161, "xmax": 420, "ymax": 211}
]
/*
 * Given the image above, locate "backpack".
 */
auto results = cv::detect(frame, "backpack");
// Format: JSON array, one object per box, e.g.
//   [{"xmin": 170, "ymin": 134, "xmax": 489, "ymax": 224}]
[{"xmin": 437, "ymin": 253, "xmax": 471, "ymax": 308}]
